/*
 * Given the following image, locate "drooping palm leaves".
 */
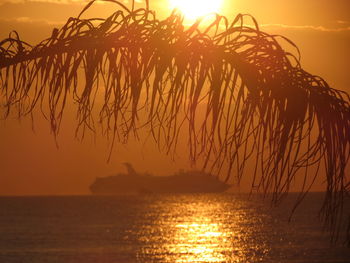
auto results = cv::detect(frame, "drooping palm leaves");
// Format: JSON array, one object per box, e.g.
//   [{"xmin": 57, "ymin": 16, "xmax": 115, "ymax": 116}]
[{"xmin": 0, "ymin": 0, "xmax": 349, "ymax": 242}]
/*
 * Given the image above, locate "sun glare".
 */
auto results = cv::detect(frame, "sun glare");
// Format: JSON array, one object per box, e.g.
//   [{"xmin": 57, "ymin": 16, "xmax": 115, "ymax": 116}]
[{"xmin": 169, "ymin": 0, "xmax": 222, "ymax": 20}]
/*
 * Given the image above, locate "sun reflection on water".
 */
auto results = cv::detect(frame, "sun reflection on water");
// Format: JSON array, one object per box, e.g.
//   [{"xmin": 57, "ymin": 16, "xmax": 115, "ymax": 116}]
[
  {"xmin": 161, "ymin": 198, "xmax": 241, "ymax": 262},
  {"xmin": 136, "ymin": 195, "xmax": 270, "ymax": 262},
  {"xmin": 172, "ymin": 221, "xmax": 227, "ymax": 262}
]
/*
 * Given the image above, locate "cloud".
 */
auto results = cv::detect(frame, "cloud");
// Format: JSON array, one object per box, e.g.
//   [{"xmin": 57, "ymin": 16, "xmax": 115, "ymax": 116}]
[
  {"xmin": 0, "ymin": 0, "xmax": 134, "ymax": 5},
  {"xmin": 336, "ymin": 20, "xmax": 350, "ymax": 25},
  {"xmin": 4, "ymin": 16, "xmax": 64, "ymax": 26},
  {"xmin": 0, "ymin": 16, "xmax": 64, "ymax": 26},
  {"xmin": 0, "ymin": 0, "xmax": 85, "ymax": 4},
  {"xmin": 261, "ymin": 23, "xmax": 350, "ymax": 33}
]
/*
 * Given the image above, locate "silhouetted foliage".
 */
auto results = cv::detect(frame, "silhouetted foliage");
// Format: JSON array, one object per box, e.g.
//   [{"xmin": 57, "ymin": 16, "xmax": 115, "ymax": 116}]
[{"xmin": 0, "ymin": 0, "xmax": 349, "ymax": 243}]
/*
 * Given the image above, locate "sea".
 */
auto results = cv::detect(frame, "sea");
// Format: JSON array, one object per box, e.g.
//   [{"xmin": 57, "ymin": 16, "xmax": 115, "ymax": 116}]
[{"xmin": 0, "ymin": 193, "xmax": 349, "ymax": 263}]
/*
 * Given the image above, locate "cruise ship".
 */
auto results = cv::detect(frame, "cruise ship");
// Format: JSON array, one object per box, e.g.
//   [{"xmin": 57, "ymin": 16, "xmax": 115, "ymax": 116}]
[{"xmin": 90, "ymin": 163, "xmax": 230, "ymax": 194}]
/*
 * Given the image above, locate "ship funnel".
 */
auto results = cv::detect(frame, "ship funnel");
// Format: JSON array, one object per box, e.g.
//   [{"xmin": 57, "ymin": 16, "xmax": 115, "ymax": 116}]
[{"xmin": 122, "ymin": 162, "xmax": 137, "ymax": 176}]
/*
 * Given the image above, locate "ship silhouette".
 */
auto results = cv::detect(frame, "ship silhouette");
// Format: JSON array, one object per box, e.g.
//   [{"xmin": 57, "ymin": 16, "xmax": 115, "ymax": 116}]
[{"xmin": 90, "ymin": 163, "xmax": 230, "ymax": 194}]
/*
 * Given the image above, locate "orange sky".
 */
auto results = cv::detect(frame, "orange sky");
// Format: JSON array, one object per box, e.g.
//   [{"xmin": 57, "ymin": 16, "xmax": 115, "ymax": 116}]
[{"xmin": 0, "ymin": 0, "xmax": 349, "ymax": 195}]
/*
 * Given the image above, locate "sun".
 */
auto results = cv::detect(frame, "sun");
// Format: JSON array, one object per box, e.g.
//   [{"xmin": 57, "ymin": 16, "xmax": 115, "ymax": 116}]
[{"xmin": 169, "ymin": 0, "xmax": 223, "ymax": 20}]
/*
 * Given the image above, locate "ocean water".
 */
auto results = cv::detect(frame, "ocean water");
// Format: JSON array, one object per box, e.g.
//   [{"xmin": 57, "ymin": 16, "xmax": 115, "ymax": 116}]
[{"xmin": 0, "ymin": 193, "xmax": 349, "ymax": 263}]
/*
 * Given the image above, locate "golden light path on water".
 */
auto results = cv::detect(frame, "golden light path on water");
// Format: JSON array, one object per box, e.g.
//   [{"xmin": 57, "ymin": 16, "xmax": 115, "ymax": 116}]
[
  {"xmin": 172, "ymin": 221, "xmax": 228, "ymax": 262},
  {"xmin": 137, "ymin": 195, "xmax": 270, "ymax": 262}
]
